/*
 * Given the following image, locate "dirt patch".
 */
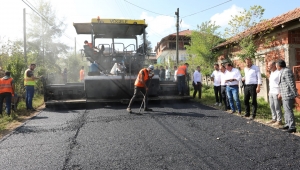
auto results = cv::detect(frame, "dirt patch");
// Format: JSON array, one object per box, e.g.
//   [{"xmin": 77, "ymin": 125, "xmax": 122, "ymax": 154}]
[{"xmin": 0, "ymin": 104, "xmax": 45, "ymax": 139}]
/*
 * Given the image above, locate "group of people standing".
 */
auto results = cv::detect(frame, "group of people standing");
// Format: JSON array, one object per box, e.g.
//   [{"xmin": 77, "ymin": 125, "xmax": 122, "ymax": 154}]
[
  {"xmin": 205, "ymin": 58, "xmax": 297, "ymax": 133},
  {"xmin": 0, "ymin": 64, "xmax": 40, "ymax": 116}
]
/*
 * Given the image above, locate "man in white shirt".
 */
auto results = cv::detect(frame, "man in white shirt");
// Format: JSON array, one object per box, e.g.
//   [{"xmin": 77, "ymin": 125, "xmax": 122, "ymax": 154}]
[
  {"xmin": 211, "ymin": 64, "xmax": 222, "ymax": 106},
  {"xmin": 242, "ymin": 58, "xmax": 262, "ymax": 120},
  {"xmin": 266, "ymin": 61, "xmax": 282, "ymax": 125},
  {"xmin": 225, "ymin": 63, "xmax": 242, "ymax": 114},
  {"xmin": 165, "ymin": 66, "xmax": 171, "ymax": 81},
  {"xmin": 220, "ymin": 64, "xmax": 231, "ymax": 111},
  {"xmin": 174, "ymin": 66, "xmax": 178, "ymax": 82},
  {"xmin": 193, "ymin": 66, "xmax": 202, "ymax": 99}
]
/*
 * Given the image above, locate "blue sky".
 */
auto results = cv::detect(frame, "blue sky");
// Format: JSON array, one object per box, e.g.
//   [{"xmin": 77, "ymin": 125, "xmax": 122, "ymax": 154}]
[{"xmin": 1, "ymin": 0, "xmax": 300, "ymax": 52}]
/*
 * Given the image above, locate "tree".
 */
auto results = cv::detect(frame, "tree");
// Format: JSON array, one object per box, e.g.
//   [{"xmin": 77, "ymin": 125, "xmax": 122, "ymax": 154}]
[
  {"xmin": 224, "ymin": 5, "xmax": 273, "ymax": 61},
  {"xmin": 27, "ymin": 0, "xmax": 69, "ymax": 73},
  {"xmin": 0, "ymin": 39, "xmax": 27, "ymax": 94},
  {"xmin": 185, "ymin": 21, "xmax": 223, "ymax": 76}
]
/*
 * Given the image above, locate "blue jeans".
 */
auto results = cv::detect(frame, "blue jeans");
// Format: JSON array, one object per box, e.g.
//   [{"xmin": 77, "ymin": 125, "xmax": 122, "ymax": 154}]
[
  {"xmin": 226, "ymin": 85, "xmax": 241, "ymax": 112},
  {"xmin": 25, "ymin": 86, "xmax": 35, "ymax": 109},
  {"xmin": 0, "ymin": 92, "xmax": 12, "ymax": 115}
]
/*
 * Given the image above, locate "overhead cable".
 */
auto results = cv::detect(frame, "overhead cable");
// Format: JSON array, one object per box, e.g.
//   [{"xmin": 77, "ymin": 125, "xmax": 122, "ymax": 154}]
[
  {"xmin": 124, "ymin": 0, "xmax": 173, "ymax": 17},
  {"xmin": 182, "ymin": 0, "xmax": 232, "ymax": 18}
]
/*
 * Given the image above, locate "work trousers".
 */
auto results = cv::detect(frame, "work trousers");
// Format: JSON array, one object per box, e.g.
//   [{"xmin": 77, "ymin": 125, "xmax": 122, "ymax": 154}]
[
  {"xmin": 0, "ymin": 92, "xmax": 12, "ymax": 115},
  {"xmin": 282, "ymin": 99, "xmax": 296, "ymax": 129},
  {"xmin": 221, "ymin": 86, "xmax": 230, "ymax": 110},
  {"xmin": 128, "ymin": 86, "xmax": 148, "ymax": 109},
  {"xmin": 226, "ymin": 85, "xmax": 241, "ymax": 113},
  {"xmin": 177, "ymin": 75, "xmax": 186, "ymax": 95},
  {"xmin": 25, "ymin": 85, "xmax": 35, "ymax": 110},
  {"xmin": 269, "ymin": 93, "xmax": 282, "ymax": 122},
  {"xmin": 193, "ymin": 82, "xmax": 202, "ymax": 99},
  {"xmin": 213, "ymin": 85, "xmax": 222, "ymax": 103},
  {"xmin": 244, "ymin": 84, "xmax": 257, "ymax": 117}
]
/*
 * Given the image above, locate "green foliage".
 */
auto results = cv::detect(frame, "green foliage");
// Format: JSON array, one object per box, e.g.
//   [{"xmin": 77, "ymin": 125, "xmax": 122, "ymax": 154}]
[
  {"xmin": 224, "ymin": 5, "xmax": 273, "ymax": 61},
  {"xmin": 27, "ymin": 0, "xmax": 69, "ymax": 76},
  {"xmin": 185, "ymin": 21, "xmax": 223, "ymax": 76}
]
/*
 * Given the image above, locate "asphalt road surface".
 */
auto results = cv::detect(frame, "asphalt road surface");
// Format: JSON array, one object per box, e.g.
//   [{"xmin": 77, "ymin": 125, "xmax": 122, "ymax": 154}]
[{"xmin": 0, "ymin": 101, "xmax": 300, "ymax": 170}]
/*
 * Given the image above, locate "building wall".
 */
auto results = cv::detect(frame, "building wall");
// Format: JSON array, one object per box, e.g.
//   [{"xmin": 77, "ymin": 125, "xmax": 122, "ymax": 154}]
[{"xmin": 155, "ymin": 37, "xmax": 190, "ymax": 62}]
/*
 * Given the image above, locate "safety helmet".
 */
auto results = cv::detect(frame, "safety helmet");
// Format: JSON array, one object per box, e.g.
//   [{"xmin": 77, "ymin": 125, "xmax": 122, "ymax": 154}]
[{"xmin": 148, "ymin": 65, "xmax": 154, "ymax": 71}]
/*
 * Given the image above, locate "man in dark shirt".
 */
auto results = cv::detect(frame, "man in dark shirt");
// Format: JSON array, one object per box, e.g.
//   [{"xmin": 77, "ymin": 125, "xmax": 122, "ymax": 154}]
[
  {"xmin": 153, "ymin": 66, "xmax": 160, "ymax": 75},
  {"xmin": 159, "ymin": 66, "xmax": 166, "ymax": 81},
  {"xmin": 62, "ymin": 68, "xmax": 67, "ymax": 84}
]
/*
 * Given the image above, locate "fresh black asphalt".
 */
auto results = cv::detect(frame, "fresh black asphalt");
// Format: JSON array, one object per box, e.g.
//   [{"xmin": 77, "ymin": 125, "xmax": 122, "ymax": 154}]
[{"xmin": 0, "ymin": 101, "xmax": 299, "ymax": 169}]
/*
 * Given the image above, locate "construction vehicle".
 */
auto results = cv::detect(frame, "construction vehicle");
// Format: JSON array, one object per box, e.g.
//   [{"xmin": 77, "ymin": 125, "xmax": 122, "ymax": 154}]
[{"xmin": 43, "ymin": 17, "xmax": 191, "ymax": 107}]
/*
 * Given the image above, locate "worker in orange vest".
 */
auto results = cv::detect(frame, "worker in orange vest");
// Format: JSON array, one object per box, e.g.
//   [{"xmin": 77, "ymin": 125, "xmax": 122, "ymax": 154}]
[
  {"xmin": 0, "ymin": 71, "xmax": 15, "ymax": 116},
  {"xmin": 127, "ymin": 65, "xmax": 154, "ymax": 114},
  {"xmin": 177, "ymin": 63, "xmax": 189, "ymax": 96},
  {"xmin": 80, "ymin": 66, "xmax": 85, "ymax": 82}
]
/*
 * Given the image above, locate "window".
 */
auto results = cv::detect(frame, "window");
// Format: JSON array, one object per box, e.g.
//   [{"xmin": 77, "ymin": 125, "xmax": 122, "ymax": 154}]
[{"xmin": 169, "ymin": 42, "xmax": 176, "ymax": 49}]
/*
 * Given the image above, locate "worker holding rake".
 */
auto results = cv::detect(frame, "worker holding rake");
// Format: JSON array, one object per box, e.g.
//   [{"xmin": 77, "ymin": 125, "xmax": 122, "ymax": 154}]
[{"xmin": 127, "ymin": 65, "xmax": 154, "ymax": 115}]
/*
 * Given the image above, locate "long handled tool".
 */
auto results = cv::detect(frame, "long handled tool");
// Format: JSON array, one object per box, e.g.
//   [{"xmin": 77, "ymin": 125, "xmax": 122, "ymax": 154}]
[{"xmin": 138, "ymin": 78, "xmax": 152, "ymax": 114}]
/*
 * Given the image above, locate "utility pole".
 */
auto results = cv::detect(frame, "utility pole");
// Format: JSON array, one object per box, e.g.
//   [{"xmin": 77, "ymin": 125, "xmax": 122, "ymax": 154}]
[
  {"xmin": 175, "ymin": 8, "xmax": 179, "ymax": 65},
  {"xmin": 23, "ymin": 8, "xmax": 27, "ymax": 65}
]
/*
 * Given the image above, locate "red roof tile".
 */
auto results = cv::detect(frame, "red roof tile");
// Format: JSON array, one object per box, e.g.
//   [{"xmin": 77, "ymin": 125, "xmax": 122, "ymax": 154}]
[{"xmin": 214, "ymin": 7, "xmax": 300, "ymax": 49}]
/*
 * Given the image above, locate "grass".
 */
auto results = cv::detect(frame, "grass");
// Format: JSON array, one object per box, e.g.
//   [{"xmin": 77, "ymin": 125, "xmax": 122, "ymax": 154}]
[
  {"xmin": 191, "ymin": 85, "xmax": 300, "ymax": 132},
  {"xmin": 0, "ymin": 94, "xmax": 44, "ymax": 133}
]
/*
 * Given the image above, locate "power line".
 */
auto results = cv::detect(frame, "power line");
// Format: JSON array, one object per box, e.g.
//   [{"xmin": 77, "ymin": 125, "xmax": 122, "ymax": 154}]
[
  {"xmin": 182, "ymin": 0, "xmax": 232, "ymax": 18},
  {"xmin": 22, "ymin": 0, "xmax": 78, "ymax": 45},
  {"xmin": 22, "ymin": 0, "xmax": 52, "ymax": 26},
  {"xmin": 124, "ymin": 0, "xmax": 173, "ymax": 17}
]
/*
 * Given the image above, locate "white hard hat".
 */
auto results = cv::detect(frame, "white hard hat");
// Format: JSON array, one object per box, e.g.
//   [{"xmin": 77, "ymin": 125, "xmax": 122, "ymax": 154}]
[{"xmin": 148, "ymin": 65, "xmax": 154, "ymax": 71}]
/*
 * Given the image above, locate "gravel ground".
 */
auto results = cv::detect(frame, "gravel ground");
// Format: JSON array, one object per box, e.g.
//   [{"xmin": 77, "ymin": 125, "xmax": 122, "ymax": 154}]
[{"xmin": 0, "ymin": 101, "xmax": 299, "ymax": 170}]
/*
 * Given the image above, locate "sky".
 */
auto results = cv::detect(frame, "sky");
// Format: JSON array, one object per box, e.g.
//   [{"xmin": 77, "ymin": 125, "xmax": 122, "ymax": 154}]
[{"xmin": 1, "ymin": 0, "xmax": 300, "ymax": 53}]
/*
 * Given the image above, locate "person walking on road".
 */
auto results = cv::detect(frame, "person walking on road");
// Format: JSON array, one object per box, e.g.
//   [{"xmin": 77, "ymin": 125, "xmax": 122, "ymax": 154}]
[
  {"xmin": 220, "ymin": 65, "xmax": 231, "ymax": 111},
  {"xmin": 24, "ymin": 64, "xmax": 40, "ymax": 111},
  {"xmin": 0, "ymin": 71, "xmax": 15, "ymax": 116},
  {"xmin": 276, "ymin": 59, "xmax": 298, "ymax": 133},
  {"xmin": 192, "ymin": 66, "xmax": 202, "ymax": 99},
  {"xmin": 242, "ymin": 58, "xmax": 262, "ymax": 120},
  {"xmin": 177, "ymin": 63, "xmax": 189, "ymax": 95},
  {"xmin": 224, "ymin": 63, "xmax": 242, "ymax": 115},
  {"xmin": 80, "ymin": 66, "xmax": 85, "ymax": 82},
  {"xmin": 127, "ymin": 65, "xmax": 154, "ymax": 114},
  {"xmin": 266, "ymin": 61, "xmax": 282, "ymax": 126},
  {"xmin": 211, "ymin": 64, "xmax": 222, "ymax": 106}
]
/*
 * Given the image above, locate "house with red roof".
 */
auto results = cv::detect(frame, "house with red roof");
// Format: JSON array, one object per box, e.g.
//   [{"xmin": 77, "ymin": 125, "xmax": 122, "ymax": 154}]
[{"xmin": 154, "ymin": 29, "xmax": 191, "ymax": 64}]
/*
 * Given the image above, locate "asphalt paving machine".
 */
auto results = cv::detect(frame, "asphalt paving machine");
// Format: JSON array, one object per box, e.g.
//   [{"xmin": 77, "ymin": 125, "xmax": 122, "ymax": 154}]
[{"xmin": 43, "ymin": 18, "xmax": 191, "ymax": 107}]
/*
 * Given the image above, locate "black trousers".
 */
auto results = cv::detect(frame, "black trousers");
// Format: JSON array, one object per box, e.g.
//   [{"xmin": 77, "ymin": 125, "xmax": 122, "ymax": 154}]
[
  {"xmin": 244, "ymin": 84, "xmax": 258, "ymax": 116},
  {"xmin": 221, "ymin": 86, "xmax": 230, "ymax": 110},
  {"xmin": 193, "ymin": 82, "xmax": 202, "ymax": 99},
  {"xmin": 213, "ymin": 86, "xmax": 222, "ymax": 103},
  {"xmin": 128, "ymin": 86, "xmax": 148, "ymax": 109}
]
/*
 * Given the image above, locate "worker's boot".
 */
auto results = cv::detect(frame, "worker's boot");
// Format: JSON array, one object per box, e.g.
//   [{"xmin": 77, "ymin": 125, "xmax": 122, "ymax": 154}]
[{"xmin": 127, "ymin": 108, "xmax": 132, "ymax": 113}]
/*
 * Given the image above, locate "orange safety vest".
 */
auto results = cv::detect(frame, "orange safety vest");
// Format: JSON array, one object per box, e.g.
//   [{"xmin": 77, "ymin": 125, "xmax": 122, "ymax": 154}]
[
  {"xmin": 0, "ymin": 77, "xmax": 14, "ymax": 95},
  {"xmin": 134, "ymin": 68, "xmax": 149, "ymax": 87},
  {"xmin": 177, "ymin": 65, "xmax": 187, "ymax": 75},
  {"xmin": 80, "ymin": 69, "xmax": 84, "ymax": 80}
]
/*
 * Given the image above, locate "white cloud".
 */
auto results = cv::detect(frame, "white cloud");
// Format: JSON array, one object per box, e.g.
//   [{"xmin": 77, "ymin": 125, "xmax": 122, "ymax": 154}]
[
  {"xmin": 140, "ymin": 12, "xmax": 190, "ymax": 47},
  {"xmin": 210, "ymin": 5, "xmax": 243, "ymax": 27}
]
